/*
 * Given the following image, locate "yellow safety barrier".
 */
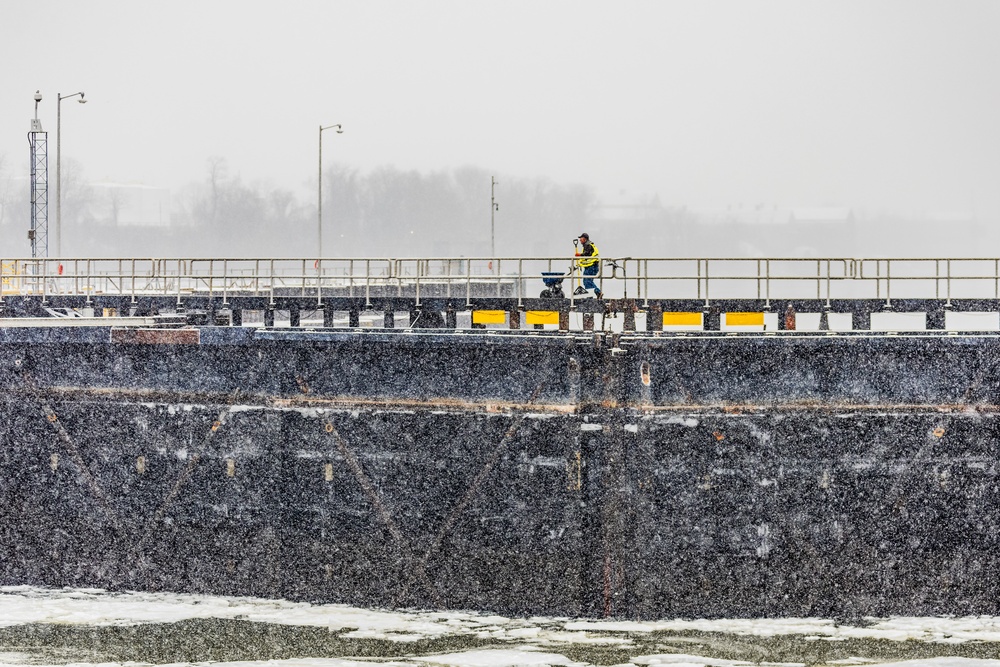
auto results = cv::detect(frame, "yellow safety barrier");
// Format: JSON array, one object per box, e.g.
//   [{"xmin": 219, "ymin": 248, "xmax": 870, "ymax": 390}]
[
  {"xmin": 526, "ymin": 311, "xmax": 559, "ymax": 325},
  {"xmin": 472, "ymin": 310, "xmax": 506, "ymax": 325},
  {"xmin": 1, "ymin": 261, "xmax": 21, "ymax": 295},
  {"xmin": 726, "ymin": 312, "xmax": 765, "ymax": 326},
  {"xmin": 663, "ymin": 311, "xmax": 703, "ymax": 326}
]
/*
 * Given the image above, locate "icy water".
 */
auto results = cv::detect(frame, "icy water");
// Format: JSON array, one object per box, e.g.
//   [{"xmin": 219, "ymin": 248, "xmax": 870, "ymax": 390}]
[{"xmin": 2, "ymin": 588, "xmax": 1000, "ymax": 667}]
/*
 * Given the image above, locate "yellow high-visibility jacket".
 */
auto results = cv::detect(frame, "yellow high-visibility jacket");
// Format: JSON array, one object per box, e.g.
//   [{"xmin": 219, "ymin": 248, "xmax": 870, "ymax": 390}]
[{"xmin": 577, "ymin": 241, "xmax": 599, "ymax": 268}]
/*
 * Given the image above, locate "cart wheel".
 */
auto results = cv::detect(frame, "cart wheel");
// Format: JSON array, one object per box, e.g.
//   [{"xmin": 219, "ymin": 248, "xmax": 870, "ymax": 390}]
[
  {"xmin": 552, "ymin": 288, "xmax": 565, "ymax": 299},
  {"xmin": 540, "ymin": 288, "xmax": 552, "ymax": 298}
]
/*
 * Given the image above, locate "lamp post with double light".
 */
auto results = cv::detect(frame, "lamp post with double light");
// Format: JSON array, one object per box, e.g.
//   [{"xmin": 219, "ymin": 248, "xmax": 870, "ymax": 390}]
[
  {"xmin": 57, "ymin": 91, "xmax": 86, "ymax": 256},
  {"xmin": 318, "ymin": 123, "xmax": 343, "ymax": 257}
]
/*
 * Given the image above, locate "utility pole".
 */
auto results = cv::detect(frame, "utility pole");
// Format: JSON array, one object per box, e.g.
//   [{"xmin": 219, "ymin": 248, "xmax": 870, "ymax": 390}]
[{"xmin": 491, "ymin": 176, "xmax": 498, "ymax": 259}]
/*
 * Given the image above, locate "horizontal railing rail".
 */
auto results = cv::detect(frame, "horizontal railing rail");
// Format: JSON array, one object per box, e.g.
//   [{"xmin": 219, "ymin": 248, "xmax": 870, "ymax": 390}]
[{"xmin": 3, "ymin": 257, "xmax": 1000, "ymax": 305}]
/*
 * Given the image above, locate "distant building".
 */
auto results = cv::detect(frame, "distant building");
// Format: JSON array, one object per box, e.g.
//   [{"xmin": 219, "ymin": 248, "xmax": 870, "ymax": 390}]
[
  {"xmin": 785, "ymin": 207, "xmax": 856, "ymax": 257},
  {"xmin": 87, "ymin": 182, "xmax": 172, "ymax": 228},
  {"xmin": 788, "ymin": 207, "xmax": 855, "ymax": 225},
  {"xmin": 590, "ymin": 190, "xmax": 664, "ymax": 224}
]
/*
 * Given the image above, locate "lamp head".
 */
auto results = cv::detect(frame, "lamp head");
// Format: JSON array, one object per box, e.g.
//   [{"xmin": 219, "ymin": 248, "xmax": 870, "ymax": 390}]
[
  {"xmin": 78, "ymin": 93, "xmax": 87, "ymax": 104},
  {"xmin": 34, "ymin": 90, "xmax": 42, "ymax": 103}
]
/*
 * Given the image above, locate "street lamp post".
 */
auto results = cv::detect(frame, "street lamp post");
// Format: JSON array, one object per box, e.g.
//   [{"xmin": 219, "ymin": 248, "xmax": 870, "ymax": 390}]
[
  {"xmin": 318, "ymin": 123, "xmax": 343, "ymax": 257},
  {"xmin": 57, "ymin": 91, "xmax": 86, "ymax": 257}
]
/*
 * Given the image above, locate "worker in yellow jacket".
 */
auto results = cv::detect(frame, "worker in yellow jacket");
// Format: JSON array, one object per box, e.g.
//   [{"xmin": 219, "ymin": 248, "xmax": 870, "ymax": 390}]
[{"xmin": 573, "ymin": 232, "xmax": 602, "ymax": 299}]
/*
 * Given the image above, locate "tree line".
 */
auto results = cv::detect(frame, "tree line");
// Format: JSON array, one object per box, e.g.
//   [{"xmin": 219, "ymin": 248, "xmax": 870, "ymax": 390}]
[
  {"xmin": 2, "ymin": 153, "xmax": 990, "ymax": 260},
  {"xmin": 0, "ymin": 156, "xmax": 598, "ymax": 259}
]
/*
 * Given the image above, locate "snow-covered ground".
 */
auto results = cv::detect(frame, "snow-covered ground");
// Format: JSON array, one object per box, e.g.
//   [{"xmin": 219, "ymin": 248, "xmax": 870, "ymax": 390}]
[{"xmin": 1, "ymin": 587, "xmax": 999, "ymax": 667}]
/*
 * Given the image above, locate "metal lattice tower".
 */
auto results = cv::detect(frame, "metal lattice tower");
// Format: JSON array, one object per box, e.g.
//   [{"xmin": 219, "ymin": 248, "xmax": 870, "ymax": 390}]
[
  {"xmin": 29, "ymin": 130, "xmax": 49, "ymax": 258},
  {"xmin": 29, "ymin": 92, "xmax": 49, "ymax": 258}
]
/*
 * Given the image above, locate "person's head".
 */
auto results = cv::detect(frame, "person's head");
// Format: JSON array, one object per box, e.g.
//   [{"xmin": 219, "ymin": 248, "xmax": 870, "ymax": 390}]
[{"xmin": 579, "ymin": 232, "xmax": 590, "ymax": 244}]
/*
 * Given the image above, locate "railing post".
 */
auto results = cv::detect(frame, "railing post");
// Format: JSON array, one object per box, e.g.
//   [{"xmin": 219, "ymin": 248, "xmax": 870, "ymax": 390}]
[
  {"xmin": 465, "ymin": 260, "xmax": 472, "ymax": 307},
  {"xmin": 946, "ymin": 259, "xmax": 952, "ymax": 305},
  {"xmin": 207, "ymin": 259, "xmax": 214, "ymax": 302},
  {"xmin": 816, "ymin": 260, "xmax": 821, "ymax": 301},
  {"xmin": 516, "ymin": 259, "xmax": 523, "ymax": 308},
  {"xmin": 704, "ymin": 259, "xmax": 710, "ymax": 303},
  {"xmin": 885, "ymin": 260, "xmax": 892, "ymax": 308},
  {"xmin": 348, "ymin": 259, "xmax": 356, "ymax": 299},
  {"xmin": 268, "ymin": 258, "xmax": 276, "ymax": 306},
  {"xmin": 935, "ymin": 259, "xmax": 941, "ymax": 300},
  {"xmin": 446, "ymin": 258, "xmax": 452, "ymax": 300},
  {"xmin": 415, "ymin": 260, "xmax": 421, "ymax": 307},
  {"xmin": 825, "ymin": 260, "xmax": 832, "ymax": 308},
  {"xmin": 764, "ymin": 259, "xmax": 771, "ymax": 308},
  {"xmin": 756, "ymin": 259, "xmax": 762, "ymax": 300}
]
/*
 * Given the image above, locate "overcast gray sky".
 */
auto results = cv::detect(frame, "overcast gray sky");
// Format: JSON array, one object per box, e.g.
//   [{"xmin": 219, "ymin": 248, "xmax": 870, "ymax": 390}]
[{"xmin": 2, "ymin": 0, "xmax": 999, "ymax": 218}]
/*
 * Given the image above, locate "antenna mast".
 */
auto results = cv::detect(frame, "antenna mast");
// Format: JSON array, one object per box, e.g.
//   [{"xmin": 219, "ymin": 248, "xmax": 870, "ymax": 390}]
[{"xmin": 28, "ymin": 90, "xmax": 49, "ymax": 258}]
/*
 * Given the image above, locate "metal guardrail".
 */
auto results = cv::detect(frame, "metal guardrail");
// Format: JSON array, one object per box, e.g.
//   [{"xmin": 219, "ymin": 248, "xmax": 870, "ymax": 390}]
[{"xmin": 3, "ymin": 257, "xmax": 1000, "ymax": 306}]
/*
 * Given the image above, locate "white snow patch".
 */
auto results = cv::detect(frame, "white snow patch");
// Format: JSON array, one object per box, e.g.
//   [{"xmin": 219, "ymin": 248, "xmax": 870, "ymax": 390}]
[
  {"xmin": 580, "ymin": 424, "xmax": 603, "ymax": 431},
  {"xmin": 865, "ymin": 661, "xmax": 1000, "ymax": 667},
  {"xmin": 564, "ymin": 617, "xmax": 1000, "ymax": 643},
  {"xmin": 631, "ymin": 655, "xmax": 768, "ymax": 666},
  {"xmin": 631, "ymin": 656, "xmax": 805, "ymax": 667},
  {"xmin": 524, "ymin": 456, "xmax": 565, "ymax": 468},
  {"xmin": 2, "ymin": 588, "xmax": 1000, "ymax": 667},
  {"xmin": 656, "ymin": 417, "xmax": 699, "ymax": 427},
  {"xmin": 413, "ymin": 648, "xmax": 582, "ymax": 666}
]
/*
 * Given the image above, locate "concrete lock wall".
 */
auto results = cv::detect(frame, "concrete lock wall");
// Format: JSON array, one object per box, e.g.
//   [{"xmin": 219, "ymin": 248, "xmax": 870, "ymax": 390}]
[{"xmin": 0, "ymin": 327, "xmax": 999, "ymax": 619}]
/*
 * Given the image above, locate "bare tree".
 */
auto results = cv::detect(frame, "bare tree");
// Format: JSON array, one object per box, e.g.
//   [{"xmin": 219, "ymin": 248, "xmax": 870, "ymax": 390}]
[
  {"xmin": 0, "ymin": 152, "xmax": 8, "ymax": 227},
  {"xmin": 206, "ymin": 156, "xmax": 228, "ymax": 223},
  {"xmin": 105, "ymin": 186, "xmax": 125, "ymax": 227}
]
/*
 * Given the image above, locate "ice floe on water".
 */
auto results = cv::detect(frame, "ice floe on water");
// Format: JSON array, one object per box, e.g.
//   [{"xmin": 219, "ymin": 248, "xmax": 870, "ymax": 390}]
[{"xmin": 2, "ymin": 588, "xmax": 1000, "ymax": 667}]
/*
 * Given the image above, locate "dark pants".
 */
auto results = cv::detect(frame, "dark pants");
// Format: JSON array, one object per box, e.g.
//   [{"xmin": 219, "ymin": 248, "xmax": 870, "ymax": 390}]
[{"xmin": 583, "ymin": 264, "xmax": 600, "ymax": 295}]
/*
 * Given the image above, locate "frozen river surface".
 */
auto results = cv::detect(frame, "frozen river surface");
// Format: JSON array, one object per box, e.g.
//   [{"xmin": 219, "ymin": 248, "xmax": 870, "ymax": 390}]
[{"xmin": 1, "ymin": 587, "xmax": 1000, "ymax": 667}]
